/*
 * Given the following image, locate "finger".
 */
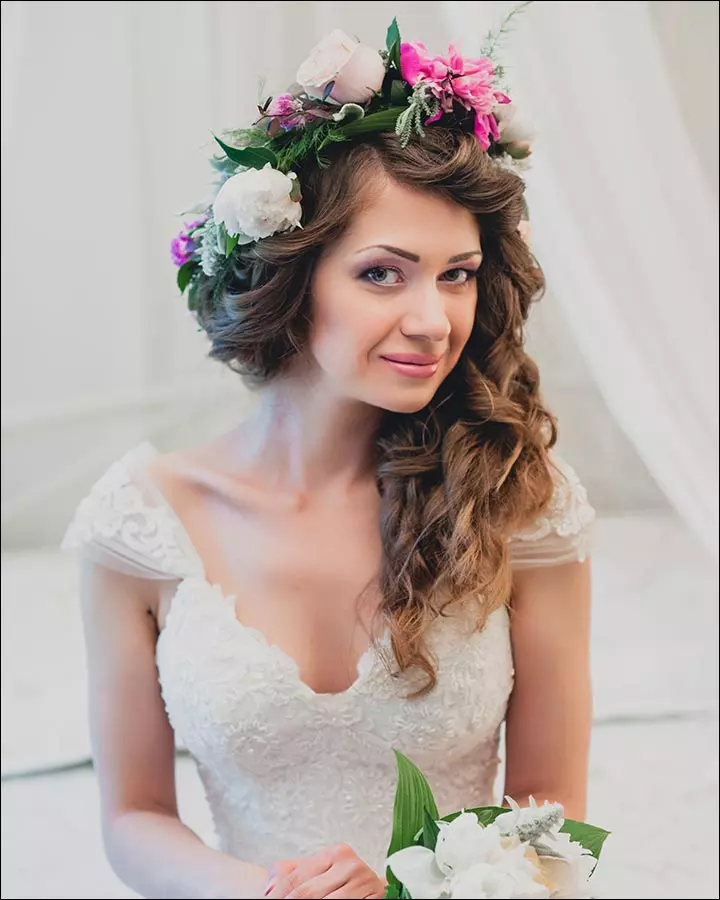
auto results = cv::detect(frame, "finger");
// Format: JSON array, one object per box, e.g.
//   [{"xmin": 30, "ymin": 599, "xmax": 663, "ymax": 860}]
[
  {"xmin": 285, "ymin": 868, "xmax": 351, "ymax": 900},
  {"xmin": 264, "ymin": 857, "xmax": 333, "ymax": 899},
  {"xmin": 323, "ymin": 874, "xmax": 385, "ymax": 899}
]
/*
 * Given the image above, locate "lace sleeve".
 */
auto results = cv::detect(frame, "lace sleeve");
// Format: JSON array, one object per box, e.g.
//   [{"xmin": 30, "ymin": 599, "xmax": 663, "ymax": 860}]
[
  {"xmin": 60, "ymin": 442, "xmax": 202, "ymax": 581},
  {"xmin": 508, "ymin": 451, "xmax": 596, "ymax": 569}
]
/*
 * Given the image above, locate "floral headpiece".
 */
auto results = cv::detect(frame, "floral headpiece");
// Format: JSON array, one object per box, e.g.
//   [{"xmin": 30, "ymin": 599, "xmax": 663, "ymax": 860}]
[{"xmin": 172, "ymin": 10, "xmax": 534, "ymax": 309}]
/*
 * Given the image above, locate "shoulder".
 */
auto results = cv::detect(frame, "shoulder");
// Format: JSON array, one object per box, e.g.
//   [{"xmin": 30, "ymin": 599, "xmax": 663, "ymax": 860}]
[
  {"xmin": 508, "ymin": 449, "xmax": 596, "ymax": 569},
  {"xmin": 61, "ymin": 441, "xmax": 203, "ymax": 581}
]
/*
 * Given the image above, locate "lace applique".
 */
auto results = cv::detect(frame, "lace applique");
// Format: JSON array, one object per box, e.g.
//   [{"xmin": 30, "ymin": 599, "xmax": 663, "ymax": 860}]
[
  {"xmin": 61, "ymin": 444, "xmax": 197, "ymax": 579},
  {"xmin": 157, "ymin": 581, "xmax": 514, "ymax": 873},
  {"xmin": 510, "ymin": 453, "xmax": 596, "ymax": 562}
]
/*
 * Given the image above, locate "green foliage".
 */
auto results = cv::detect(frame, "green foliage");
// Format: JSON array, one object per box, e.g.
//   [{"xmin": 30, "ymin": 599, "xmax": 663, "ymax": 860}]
[
  {"xmin": 176, "ymin": 260, "xmax": 197, "ymax": 294},
  {"xmin": 386, "ymin": 17, "xmax": 402, "ymax": 71},
  {"xmin": 480, "ymin": 0, "xmax": 534, "ymax": 59},
  {"xmin": 272, "ymin": 121, "xmax": 348, "ymax": 172},
  {"xmin": 214, "ymin": 136, "xmax": 277, "ymax": 170}
]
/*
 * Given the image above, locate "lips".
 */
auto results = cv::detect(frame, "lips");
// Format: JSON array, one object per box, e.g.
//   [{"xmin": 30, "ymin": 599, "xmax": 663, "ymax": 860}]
[
  {"xmin": 380, "ymin": 353, "xmax": 443, "ymax": 365},
  {"xmin": 380, "ymin": 353, "xmax": 443, "ymax": 380}
]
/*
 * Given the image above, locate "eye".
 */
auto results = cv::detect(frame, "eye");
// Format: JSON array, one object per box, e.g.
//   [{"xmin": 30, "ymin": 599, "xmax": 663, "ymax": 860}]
[
  {"xmin": 441, "ymin": 268, "xmax": 476, "ymax": 285},
  {"xmin": 361, "ymin": 266, "xmax": 404, "ymax": 286}
]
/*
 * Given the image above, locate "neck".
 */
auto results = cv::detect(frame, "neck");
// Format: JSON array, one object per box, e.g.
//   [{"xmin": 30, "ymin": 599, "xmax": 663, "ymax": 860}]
[{"xmin": 233, "ymin": 371, "xmax": 382, "ymax": 497}]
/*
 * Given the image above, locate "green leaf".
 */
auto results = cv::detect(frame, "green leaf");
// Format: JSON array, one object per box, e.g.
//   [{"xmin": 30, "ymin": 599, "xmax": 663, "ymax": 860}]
[
  {"xmin": 176, "ymin": 261, "xmax": 197, "ymax": 294},
  {"xmin": 390, "ymin": 80, "xmax": 408, "ymax": 105},
  {"xmin": 560, "ymin": 819, "xmax": 611, "ymax": 860},
  {"xmin": 225, "ymin": 233, "xmax": 239, "ymax": 257},
  {"xmin": 386, "ymin": 17, "xmax": 402, "ymax": 70},
  {"xmin": 421, "ymin": 808, "xmax": 440, "ymax": 850},
  {"xmin": 338, "ymin": 107, "xmax": 403, "ymax": 137},
  {"xmin": 213, "ymin": 136, "xmax": 277, "ymax": 170},
  {"xmin": 383, "ymin": 884, "xmax": 401, "ymax": 900},
  {"xmin": 386, "ymin": 750, "xmax": 439, "ymax": 872},
  {"xmin": 289, "ymin": 177, "xmax": 301, "ymax": 202}
]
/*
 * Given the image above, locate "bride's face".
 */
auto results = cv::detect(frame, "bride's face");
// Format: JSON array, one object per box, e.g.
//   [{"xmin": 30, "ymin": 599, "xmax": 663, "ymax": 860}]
[{"xmin": 308, "ymin": 177, "xmax": 481, "ymax": 414}]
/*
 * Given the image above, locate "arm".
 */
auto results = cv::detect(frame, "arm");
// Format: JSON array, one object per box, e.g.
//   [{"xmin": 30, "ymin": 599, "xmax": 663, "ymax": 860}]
[
  {"xmin": 503, "ymin": 557, "xmax": 593, "ymax": 822},
  {"xmin": 79, "ymin": 560, "xmax": 268, "ymax": 900}
]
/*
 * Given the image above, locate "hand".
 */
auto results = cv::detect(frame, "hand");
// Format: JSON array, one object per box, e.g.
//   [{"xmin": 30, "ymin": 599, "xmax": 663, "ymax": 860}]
[{"xmin": 263, "ymin": 844, "xmax": 387, "ymax": 899}]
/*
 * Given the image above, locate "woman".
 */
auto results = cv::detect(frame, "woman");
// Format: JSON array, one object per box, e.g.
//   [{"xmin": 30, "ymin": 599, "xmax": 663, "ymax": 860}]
[{"xmin": 63, "ymin": 25, "xmax": 595, "ymax": 900}]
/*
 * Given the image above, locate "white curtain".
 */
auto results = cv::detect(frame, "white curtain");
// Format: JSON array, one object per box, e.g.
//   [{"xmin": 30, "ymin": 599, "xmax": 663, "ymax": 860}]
[
  {"xmin": 441, "ymin": 0, "xmax": 719, "ymax": 561},
  {"xmin": 1, "ymin": 0, "xmax": 718, "ymax": 557}
]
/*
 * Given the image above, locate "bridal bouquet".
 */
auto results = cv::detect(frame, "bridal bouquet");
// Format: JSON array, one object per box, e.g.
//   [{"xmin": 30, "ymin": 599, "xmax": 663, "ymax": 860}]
[{"xmin": 383, "ymin": 752, "xmax": 609, "ymax": 899}]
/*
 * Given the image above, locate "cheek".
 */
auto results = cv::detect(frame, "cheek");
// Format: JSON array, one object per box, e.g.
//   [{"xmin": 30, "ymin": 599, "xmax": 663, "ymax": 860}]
[
  {"xmin": 310, "ymin": 286, "xmax": 387, "ymax": 371},
  {"xmin": 449, "ymin": 294, "xmax": 478, "ymax": 353}
]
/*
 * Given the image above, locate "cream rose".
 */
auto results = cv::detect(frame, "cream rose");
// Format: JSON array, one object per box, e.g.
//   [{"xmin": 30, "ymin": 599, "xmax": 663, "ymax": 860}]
[
  {"xmin": 213, "ymin": 164, "xmax": 301, "ymax": 243},
  {"xmin": 494, "ymin": 101, "xmax": 536, "ymax": 144},
  {"xmin": 296, "ymin": 28, "xmax": 385, "ymax": 105}
]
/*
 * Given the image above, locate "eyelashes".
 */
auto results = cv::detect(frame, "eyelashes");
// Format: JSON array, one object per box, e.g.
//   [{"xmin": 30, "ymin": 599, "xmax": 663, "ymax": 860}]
[{"xmin": 358, "ymin": 265, "xmax": 478, "ymax": 287}]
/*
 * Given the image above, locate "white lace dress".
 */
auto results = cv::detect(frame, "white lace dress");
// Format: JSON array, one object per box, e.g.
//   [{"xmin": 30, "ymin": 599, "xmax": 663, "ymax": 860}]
[{"xmin": 62, "ymin": 442, "xmax": 595, "ymax": 876}]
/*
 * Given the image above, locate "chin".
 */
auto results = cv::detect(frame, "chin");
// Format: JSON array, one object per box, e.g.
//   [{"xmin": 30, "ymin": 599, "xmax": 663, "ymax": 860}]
[{"xmin": 371, "ymin": 389, "xmax": 438, "ymax": 415}]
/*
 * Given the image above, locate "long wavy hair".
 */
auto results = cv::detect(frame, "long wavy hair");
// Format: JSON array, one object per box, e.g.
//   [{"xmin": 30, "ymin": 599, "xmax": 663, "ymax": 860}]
[{"xmin": 194, "ymin": 129, "xmax": 558, "ymax": 698}]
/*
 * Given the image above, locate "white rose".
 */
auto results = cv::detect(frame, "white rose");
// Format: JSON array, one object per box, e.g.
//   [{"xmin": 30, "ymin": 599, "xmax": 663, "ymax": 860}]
[
  {"xmin": 494, "ymin": 102, "xmax": 536, "ymax": 144},
  {"xmin": 212, "ymin": 164, "xmax": 302, "ymax": 243},
  {"xmin": 296, "ymin": 28, "xmax": 385, "ymax": 105}
]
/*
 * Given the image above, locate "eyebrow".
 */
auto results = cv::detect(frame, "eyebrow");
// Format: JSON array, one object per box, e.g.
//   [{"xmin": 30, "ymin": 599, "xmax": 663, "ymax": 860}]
[{"xmin": 357, "ymin": 244, "xmax": 483, "ymax": 264}]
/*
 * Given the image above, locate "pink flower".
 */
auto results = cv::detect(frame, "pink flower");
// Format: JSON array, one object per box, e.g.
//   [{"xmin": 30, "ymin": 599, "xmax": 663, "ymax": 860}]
[
  {"xmin": 266, "ymin": 93, "xmax": 310, "ymax": 130},
  {"xmin": 400, "ymin": 41, "xmax": 510, "ymax": 149},
  {"xmin": 170, "ymin": 217, "xmax": 206, "ymax": 268}
]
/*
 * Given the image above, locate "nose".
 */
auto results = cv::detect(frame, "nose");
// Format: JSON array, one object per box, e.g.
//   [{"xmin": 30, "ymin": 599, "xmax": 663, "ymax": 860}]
[{"xmin": 400, "ymin": 287, "xmax": 451, "ymax": 343}]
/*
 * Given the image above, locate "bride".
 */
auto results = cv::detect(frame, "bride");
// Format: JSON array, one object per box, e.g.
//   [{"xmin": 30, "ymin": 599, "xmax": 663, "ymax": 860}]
[{"xmin": 63, "ymin": 24, "xmax": 595, "ymax": 900}]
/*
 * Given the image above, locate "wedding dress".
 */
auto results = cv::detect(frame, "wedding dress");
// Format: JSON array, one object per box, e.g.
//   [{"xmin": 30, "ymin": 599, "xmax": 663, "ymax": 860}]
[{"xmin": 62, "ymin": 441, "xmax": 595, "ymax": 875}]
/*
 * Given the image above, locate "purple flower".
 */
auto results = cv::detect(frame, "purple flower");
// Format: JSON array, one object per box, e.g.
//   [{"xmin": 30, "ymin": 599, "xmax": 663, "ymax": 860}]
[
  {"xmin": 266, "ymin": 93, "xmax": 312, "ymax": 131},
  {"xmin": 170, "ymin": 217, "xmax": 207, "ymax": 268}
]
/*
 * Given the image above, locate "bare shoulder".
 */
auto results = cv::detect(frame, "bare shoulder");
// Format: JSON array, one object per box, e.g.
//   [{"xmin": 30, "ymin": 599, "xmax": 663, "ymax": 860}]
[{"xmin": 146, "ymin": 431, "xmax": 296, "ymax": 513}]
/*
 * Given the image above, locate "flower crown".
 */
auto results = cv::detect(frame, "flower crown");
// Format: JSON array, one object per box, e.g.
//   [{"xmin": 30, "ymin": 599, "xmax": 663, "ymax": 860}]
[{"xmin": 172, "ymin": 11, "xmax": 534, "ymax": 310}]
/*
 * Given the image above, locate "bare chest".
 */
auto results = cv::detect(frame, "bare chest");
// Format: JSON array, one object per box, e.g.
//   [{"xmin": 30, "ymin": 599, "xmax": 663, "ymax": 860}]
[{"xmin": 157, "ymin": 475, "xmax": 385, "ymax": 694}]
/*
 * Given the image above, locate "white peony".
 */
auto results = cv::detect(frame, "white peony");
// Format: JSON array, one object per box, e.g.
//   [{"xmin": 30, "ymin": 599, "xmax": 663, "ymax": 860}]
[
  {"xmin": 212, "ymin": 164, "xmax": 302, "ymax": 243},
  {"xmin": 386, "ymin": 813, "xmax": 550, "ymax": 900},
  {"xmin": 296, "ymin": 28, "xmax": 386, "ymax": 105},
  {"xmin": 534, "ymin": 832, "xmax": 596, "ymax": 900}
]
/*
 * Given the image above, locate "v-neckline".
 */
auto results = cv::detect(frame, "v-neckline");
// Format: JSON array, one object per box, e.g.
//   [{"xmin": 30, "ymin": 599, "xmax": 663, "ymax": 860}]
[{"xmin": 133, "ymin": 442, "xmax": 389, "ymax": 700}]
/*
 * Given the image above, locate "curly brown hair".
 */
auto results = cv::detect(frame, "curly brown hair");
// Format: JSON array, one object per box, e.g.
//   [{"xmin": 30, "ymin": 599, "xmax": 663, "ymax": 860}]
[{"xmin": 194, "ymin": 129, "xmax": 558, "ymax": 698}]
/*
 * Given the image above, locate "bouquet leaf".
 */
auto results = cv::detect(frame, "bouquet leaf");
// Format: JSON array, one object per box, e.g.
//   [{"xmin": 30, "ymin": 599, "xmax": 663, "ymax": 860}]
[
  {"xmin": 560, "ymin": 819, "xmax": 611, "ymax": 859},
  {"xmin": 386, "ymin": 750, "xmax": 439, "ymax": 887},
  {"xmin": 421, "ymin": 808, "xmax": 440, "ymax": 850},
  {"xmin": 214, "ymin": 136, "xmax": 277, "ymax": 170}
]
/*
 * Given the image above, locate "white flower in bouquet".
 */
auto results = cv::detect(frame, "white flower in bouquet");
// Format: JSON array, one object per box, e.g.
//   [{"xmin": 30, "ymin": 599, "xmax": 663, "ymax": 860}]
[
  {"xmin": 495, "ymin": 797, "xmax": 565, "ymax": 844},
  {"xmin": 496, "ymin": 798, "xmax": 597, "ymax": 900},
  {"xmin": 533, "ymin": 832, "xmax": 597, "ymax": 900},
  {"xmin": 386, "ymin": 811, "xmax": 551, "ymax": 899},
  {"xmin": 212, "ymin": 164, "xmax": 302, "ymax": 243}
]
